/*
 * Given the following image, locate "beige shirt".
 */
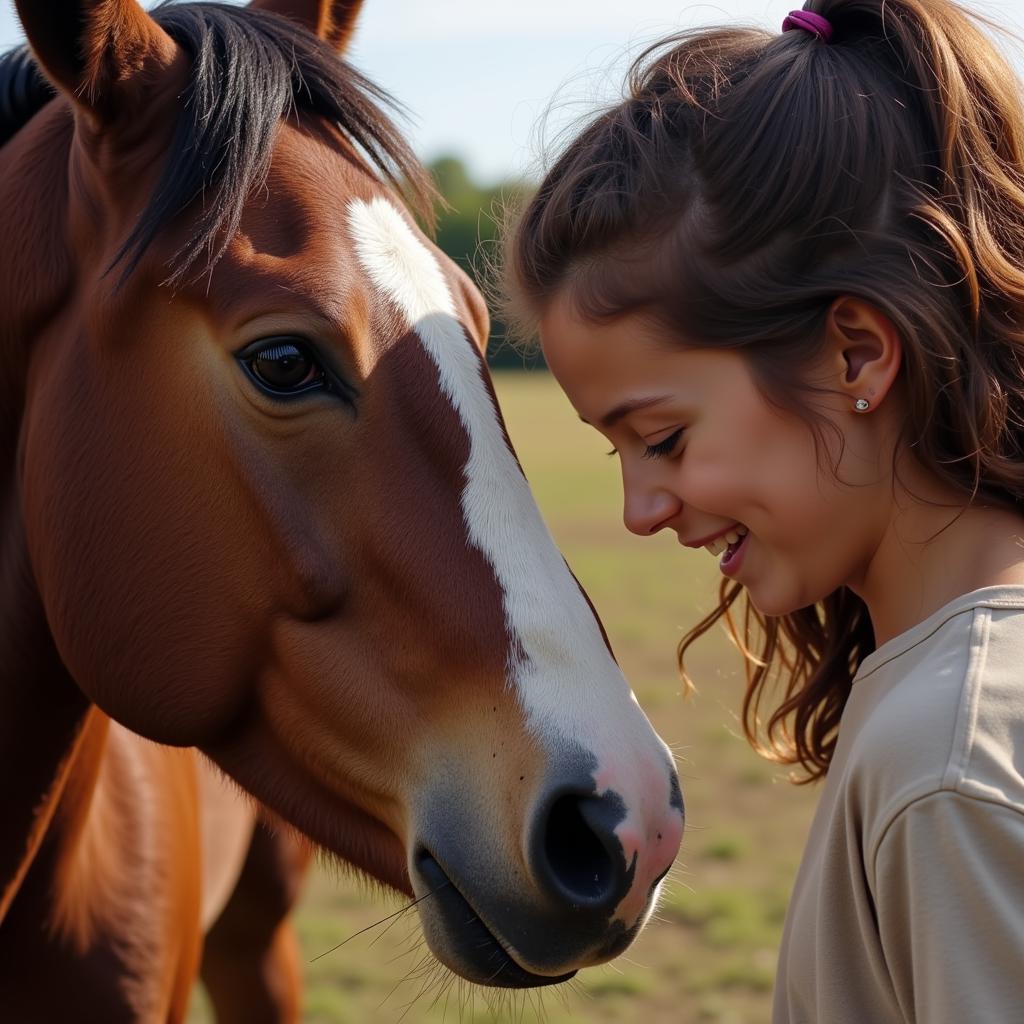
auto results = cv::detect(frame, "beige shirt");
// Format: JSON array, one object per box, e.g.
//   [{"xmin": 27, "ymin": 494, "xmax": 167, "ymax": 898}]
[{"xmin": 773, "ymin": 586, "xmax": 1024, "ymax": 1024}]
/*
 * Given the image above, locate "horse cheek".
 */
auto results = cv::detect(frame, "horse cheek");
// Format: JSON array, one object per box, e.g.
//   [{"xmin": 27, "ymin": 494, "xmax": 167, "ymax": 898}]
[{"xmin": 21, "ymin": 348, "xmax": 259, "ymax": 745}]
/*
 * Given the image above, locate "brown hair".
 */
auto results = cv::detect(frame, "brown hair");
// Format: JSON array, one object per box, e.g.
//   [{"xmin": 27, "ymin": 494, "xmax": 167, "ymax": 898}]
[{"xmin": 503, "ymin": 0, "xmax": 1024, "ymax": 780}]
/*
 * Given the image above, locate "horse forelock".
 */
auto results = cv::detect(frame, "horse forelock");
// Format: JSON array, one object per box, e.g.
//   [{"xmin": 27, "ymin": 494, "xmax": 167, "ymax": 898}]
[
  {"xmin": 139, "ymin": 2, "xmax": 436, "ymax": 285},
  {"xmin": 347, "ymin": 197, "xmax": 630, "ymax": 746}
]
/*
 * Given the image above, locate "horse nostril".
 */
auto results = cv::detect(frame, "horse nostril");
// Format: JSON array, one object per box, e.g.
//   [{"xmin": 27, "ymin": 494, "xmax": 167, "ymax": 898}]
[{"xmin": 537, "ymin": 793, "xmax": 630, "ymax": 907}]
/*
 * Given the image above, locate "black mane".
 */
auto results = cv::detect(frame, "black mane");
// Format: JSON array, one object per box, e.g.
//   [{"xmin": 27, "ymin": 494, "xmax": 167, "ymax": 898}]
[
  {"xmin": 0, "ymin": 2, "xmax": 434, "ymax": 285},
  {"xmin": 0, "ymin": 45, "xmax": 54, "ymax": 147}
]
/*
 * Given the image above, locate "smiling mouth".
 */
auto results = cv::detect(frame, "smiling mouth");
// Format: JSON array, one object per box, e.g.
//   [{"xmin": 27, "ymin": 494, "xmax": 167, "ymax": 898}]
[
  {"xmin": 415, "ymin": 850, "xmax": 576, "ymax": 989},
  {"xmin": 703, "ymin": 524, "xmax": 748, "ymax": 557}
]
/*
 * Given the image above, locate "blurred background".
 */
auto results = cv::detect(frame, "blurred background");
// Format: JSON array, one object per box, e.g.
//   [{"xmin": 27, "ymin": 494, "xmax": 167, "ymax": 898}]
[{"xmin": 3, "ymin": 1, "xmax": 1022, "ymax": 1021}]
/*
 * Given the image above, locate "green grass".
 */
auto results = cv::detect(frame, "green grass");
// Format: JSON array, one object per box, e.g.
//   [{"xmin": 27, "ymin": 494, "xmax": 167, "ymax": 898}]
[{"xmin": 188, "ymin": 371, "xmax": 819, "ymax": 1024}]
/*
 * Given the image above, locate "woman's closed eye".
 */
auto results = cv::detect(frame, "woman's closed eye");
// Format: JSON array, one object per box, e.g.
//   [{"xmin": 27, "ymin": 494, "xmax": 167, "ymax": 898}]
[
  {"xmin": 602, "ymin": 425, "xmax": 684, "ymax": 458},
  {"xmin": 606, "ymin": 427, "xmax": 685, "ymax": 459},
  {"xmin": 642, "ymin": 428, "xmax": 684, "ymax": 459}
]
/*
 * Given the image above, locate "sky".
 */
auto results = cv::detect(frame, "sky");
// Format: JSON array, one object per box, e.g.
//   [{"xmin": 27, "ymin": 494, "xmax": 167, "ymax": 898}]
[{"xmin": 2, "ymin": 1, "xmax": 1023, "ymax": 184}]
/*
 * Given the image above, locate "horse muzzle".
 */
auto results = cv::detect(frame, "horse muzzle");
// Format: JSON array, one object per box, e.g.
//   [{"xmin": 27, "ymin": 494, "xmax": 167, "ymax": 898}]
[{"xmin": 410, "ymin": 758, "xmax": 684, "ymax": 987}]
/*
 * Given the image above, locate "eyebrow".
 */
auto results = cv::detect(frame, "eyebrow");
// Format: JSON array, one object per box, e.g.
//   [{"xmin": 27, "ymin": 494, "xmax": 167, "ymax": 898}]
[{"xmin": 583, "ymin": 395, "xmax": 674, "ymax": 430}]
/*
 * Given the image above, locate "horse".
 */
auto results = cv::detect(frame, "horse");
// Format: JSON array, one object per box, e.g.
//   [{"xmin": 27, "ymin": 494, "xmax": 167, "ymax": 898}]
[{"xmin": 0, "ymin": 1, "xmax": 685, "ymax": 1020}]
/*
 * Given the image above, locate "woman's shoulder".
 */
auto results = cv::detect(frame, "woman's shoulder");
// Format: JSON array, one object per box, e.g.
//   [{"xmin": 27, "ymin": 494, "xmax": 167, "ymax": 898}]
[{"xmin": 839, "ymin": 590, "xmax": 1024, "ymax": 838}]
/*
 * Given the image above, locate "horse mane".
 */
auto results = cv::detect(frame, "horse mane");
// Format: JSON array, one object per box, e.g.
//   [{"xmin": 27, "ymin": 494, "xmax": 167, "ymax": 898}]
[
  {"xmin": 0, "ymin": 1, "xmax": 436, "ymax": 286},
  {"xmin": 0, "ymin": 47, "xmax": 54, "ymax": 148}
]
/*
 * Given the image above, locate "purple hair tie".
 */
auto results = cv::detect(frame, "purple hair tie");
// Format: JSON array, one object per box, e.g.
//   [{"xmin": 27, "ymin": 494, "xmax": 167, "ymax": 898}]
[{"xmin": 782, "ymin": 10, "xmax": 834, "ymax": 42}]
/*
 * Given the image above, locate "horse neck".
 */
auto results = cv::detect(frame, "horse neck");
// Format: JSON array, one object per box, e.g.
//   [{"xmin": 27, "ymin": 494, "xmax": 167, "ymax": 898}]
[{"xmin": 0, "ymin": 103, "xmax": 92, "ymax": 922}]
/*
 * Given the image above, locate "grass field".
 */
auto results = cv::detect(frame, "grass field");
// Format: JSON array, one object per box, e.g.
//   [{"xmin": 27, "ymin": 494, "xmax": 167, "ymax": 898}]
[{"xmin": 189, "ymin": 371, "xmax": 819, "ymax": 1024}]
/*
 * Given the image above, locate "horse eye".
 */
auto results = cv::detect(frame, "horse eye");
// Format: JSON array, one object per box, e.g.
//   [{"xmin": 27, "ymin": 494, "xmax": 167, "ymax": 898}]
[{"xmin": 241, "ymin": 338, "xmax": 326, "ymax": 396}]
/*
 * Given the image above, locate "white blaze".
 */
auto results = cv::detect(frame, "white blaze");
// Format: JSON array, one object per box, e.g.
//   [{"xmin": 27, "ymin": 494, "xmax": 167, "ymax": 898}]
[{"xmin": 347, "ymin": 197, "xmax": 645, "ymax": 748}]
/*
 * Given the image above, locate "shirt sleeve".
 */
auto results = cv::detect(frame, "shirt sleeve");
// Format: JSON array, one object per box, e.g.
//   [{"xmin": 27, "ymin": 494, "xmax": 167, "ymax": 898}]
[{"xmin": 872, "ymin": 789, "xmax": 1024, "ymax": 1023}]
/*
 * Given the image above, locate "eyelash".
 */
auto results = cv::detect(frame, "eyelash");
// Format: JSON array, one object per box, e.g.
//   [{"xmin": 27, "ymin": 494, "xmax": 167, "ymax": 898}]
[
  {"xmin": 642, "ymin": 429, "xmax": 685, "ymax": 459},
  {"xmin": 236, "ymin": 336, "xmax": 358, "ymax": 407},
  {"xmin": 606, "ymin": 428, "xmax": 685, "ymax": 460}
]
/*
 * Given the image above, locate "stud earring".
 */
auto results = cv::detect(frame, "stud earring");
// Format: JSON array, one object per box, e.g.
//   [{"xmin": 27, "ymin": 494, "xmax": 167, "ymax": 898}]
[{"xmin": 854, "ymin": 398, "xmax": 870, "ymax": 412}]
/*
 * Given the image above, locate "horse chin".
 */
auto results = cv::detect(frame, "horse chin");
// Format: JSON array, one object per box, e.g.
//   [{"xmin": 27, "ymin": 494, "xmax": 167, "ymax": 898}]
[
  {"xmin": 203, "ymin": 731, "xmax": 415, "ymax": 897},
  {"xmin": 413, "ymin": 850, "xmax": 576, "ymax": 989}
]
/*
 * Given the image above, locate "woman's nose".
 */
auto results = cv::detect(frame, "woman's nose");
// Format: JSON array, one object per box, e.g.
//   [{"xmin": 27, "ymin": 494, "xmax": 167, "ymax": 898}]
[{"xmin": 622, "ymin": 472, "xmax": 682, "ymax": 536}]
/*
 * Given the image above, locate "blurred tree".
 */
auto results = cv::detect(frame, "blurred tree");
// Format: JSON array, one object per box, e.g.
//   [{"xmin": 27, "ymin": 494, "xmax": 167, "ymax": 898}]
[{"xmin": 427, "ymin": 155, "xmax": 545, "ymax": 370}]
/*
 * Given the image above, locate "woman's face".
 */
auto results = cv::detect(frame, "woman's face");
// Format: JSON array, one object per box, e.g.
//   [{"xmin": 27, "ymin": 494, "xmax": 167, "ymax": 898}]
[{"xmin": 538, "ymin": 296, "xmax": 891, "ymax": 616}]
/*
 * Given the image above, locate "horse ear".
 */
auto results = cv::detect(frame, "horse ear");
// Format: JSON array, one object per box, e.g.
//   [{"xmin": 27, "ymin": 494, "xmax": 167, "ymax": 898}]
[
  {"xmin": 15, "ymin": 0, "xmax": 178, "ymax": 122},
  {"xmin": 249, "ymin": 0, "xmax": 366, "ymax": 54}
]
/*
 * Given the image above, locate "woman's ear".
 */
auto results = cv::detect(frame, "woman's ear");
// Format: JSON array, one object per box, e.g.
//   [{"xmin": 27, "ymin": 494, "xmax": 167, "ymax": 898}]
[{"xmin": 824, "ymin": 296, "xmax": 902, "ymax": 411}]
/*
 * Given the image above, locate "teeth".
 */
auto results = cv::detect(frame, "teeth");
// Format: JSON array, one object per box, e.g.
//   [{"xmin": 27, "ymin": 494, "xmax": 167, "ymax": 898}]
[{"xmin": 703, "ymin": 525, "xmax": 748, "ymax": 558}]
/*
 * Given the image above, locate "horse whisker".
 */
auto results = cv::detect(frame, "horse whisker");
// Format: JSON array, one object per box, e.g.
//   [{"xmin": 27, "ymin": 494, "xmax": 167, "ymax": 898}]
[
  {"xmin": 426, "ymin": 966, "xmax": 457, "ymax": 1017},
  {"xmin": 395, "ymin": 957, "xmax": 447, "ymax": 1023},
  {"xmin": 366, "ymin": 898, "xmax": 420, "ymax": 950},
  {"xmin": 384, "ymin": 932, "xmax": 426, "ymax": 967},
  {"xmin": 309, "ymin": 880, "xmax": 448, "ymax": 962}
]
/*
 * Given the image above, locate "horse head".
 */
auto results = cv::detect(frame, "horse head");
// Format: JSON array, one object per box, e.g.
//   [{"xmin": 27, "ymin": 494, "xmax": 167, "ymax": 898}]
[{"xmin": 5, "ymin": 0, "xmax": 683, "ymax": 987}]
